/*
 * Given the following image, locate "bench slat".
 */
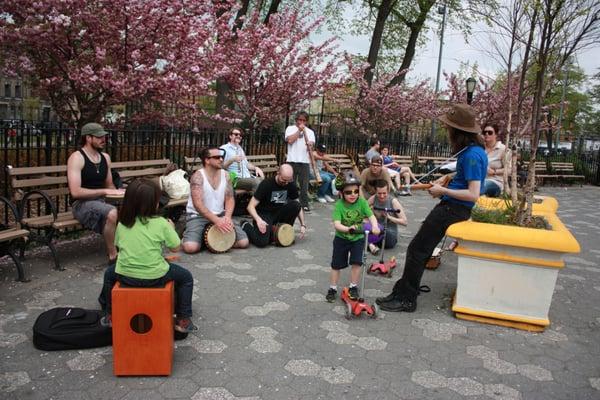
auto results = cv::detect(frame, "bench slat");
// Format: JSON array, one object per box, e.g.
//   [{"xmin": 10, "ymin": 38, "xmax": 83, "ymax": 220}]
[{"xmin": 0, "ymin": 228, "xmax": 29, "ymax": 242}]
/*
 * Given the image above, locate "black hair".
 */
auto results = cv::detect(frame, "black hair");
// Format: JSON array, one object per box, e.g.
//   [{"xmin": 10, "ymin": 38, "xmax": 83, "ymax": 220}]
[
  {"xmin": 370, "ymin": 138, "xmax": 380, "ymax": 147},
  {"xmin": 375, "ymin": 179, "xmax": 389, "ymax": 189},
  {"xmin": 119, "ymin": 178, "xmax": 161, "ymax": 228}
]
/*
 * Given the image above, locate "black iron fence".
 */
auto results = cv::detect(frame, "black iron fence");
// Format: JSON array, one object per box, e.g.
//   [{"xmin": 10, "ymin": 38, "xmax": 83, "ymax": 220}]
[{"xmin": 2, "ymin": 120, "xmax": 599, "ymax": 197}]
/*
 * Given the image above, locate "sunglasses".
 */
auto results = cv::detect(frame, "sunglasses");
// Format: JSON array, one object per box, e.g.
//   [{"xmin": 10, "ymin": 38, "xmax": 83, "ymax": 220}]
[
  {"xmin": 343, "ymin": 189, "xmax": 359, "ymax": 195},
  {"xmin": 483, "ymin": 130, "xmax": 495, "ymax": 136},
  {"xmin": 232, "ymin": 132, "xmax": 242, "ymax": 137},
  {"xmin": 208, "ymin": 155, "xmax": 224, "ymax": 160}
]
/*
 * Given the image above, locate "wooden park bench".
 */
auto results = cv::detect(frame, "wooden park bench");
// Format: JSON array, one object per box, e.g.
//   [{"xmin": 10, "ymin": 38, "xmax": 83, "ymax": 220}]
[
  {"xmin": 6, "ymin": 158, "xmax": 185, "ymax": 272},
  {"xmin": 358, "ymin": 154, "xmax": 414, "ymax": 171},
  {"xmin": 416, "ymin": 156, "xmax": 457, "ymax": 181},
  {"xmin": 309, "ymin": 153, "xmax": 359, "ymax": 187},
  {"xmin": 534, "ymin": 161, "xmax": 585, "ymax": 186},
  {"xmin": 185, "ymin": 154, "xmax": 279, "ymax": 177},
  {"xmin": 0, "ymin": 196, "xmax": 29, "ymax": 282}
]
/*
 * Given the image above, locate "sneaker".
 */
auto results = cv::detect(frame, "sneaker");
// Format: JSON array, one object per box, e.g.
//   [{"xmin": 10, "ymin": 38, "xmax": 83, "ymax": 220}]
[
  {"xmin": 240, "ymin": 219, "xmax": 252, "ymax": 230},
  {"xmin": 175, "ymin": 318, "xmax": 198, "ymax": 333},
  {"xmin": 348, "ymin": 286, "xmax": 359, "ymax": 300},
  {"xmin": 397, "ymin": 189, "xmax": 411, "ymax": 196},
  {"xmin": 302, "ymin": 206, "xmax": 311, "ymax": 213},
  {"xmin": 368, "ymin": 243, "xmax": 380, "ymax": 255},
  {"xmin": 317, "ymin": 197, "xmax": 327, "ymax": 203},
  {"xmin": 324, "ymin": 194, "xmax": 335, "ymax": 203},
  {"xmin": 100, "ymin": 314, "xmax": 112, "ymax": 328},
  {"xmin": 325, "ymin": 288, "xmax": 337, "ymax": 303}
]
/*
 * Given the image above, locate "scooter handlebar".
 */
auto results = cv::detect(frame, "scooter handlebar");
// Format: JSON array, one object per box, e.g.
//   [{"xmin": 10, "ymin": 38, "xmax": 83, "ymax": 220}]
[{"xmin": 373, "ymin": 206, "xmax": 401, "ymax": 213}]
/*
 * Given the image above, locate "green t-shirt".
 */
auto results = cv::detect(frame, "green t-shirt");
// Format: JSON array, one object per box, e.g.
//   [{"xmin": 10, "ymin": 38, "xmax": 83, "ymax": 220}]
[
  {"xmin": 332, "ymin": 197, "xmax": 373, "ymax": 241},
  {"xmin": 115, "ymin": 216, "xmax": 181, "ymax": 279}
]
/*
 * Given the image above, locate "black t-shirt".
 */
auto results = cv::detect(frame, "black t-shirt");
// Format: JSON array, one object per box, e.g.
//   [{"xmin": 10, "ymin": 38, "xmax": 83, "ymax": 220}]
[{"xmin": 254, "ymin": 177, "xmax": 299, "ymax": 213}]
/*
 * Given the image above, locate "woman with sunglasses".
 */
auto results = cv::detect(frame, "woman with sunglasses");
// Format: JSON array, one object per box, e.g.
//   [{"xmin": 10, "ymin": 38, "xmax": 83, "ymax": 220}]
[
  {"xmin": 482, "ymin": 124, "xmax": 507, "ymax": 197},
  {"xmin": 376, "ymin": 104, "xmax": 487, "ymax": 313}
]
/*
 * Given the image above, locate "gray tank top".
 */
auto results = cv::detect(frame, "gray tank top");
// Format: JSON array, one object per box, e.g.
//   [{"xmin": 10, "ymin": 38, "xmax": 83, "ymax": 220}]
[{"xmin": 373, "ymin": 196, "xmax": 398, "ymax": 235}]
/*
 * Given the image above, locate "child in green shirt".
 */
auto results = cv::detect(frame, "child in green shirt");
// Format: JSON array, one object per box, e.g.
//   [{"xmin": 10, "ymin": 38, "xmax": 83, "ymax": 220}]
[
  {"xmin": 327, "ymin": 173, "xmax": 380, "ymax": 302},
  {"xmin": 100, "ymin": 178, "xmax": 198, "ymax": 333}
]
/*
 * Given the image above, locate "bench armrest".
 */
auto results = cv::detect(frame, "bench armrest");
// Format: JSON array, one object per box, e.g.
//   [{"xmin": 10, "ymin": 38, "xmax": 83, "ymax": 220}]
[
  {"xmin": 0, "ymin": 195, "xmax": 21, "ymax": 224},
  {"xmin": 19, "ymin": 190, "xmax": 59, "ymax": 222}
]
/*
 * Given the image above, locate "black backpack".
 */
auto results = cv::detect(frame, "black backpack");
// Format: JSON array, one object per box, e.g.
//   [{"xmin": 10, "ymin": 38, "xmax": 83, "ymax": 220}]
[{"xmin": 33, "ymin": 307, "xmax": 112, "ymax": 351}]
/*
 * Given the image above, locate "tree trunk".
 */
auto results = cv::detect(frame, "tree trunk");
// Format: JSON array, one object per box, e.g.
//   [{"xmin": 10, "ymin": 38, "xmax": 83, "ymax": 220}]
[
  {"xmin": 388, "ymin": 0, "xmax": 434, "ymax": 87},
  {"xmin": 364, "ymin": 0, "xmax": 395, "ymax": 86},
  {"xmin": 264, "ymin": 0, "xmax": 282, "ymax": 25}
]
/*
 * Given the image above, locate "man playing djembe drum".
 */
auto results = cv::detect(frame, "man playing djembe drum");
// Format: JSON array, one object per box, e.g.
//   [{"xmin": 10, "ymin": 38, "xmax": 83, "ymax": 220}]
[
  {"xmin": 182, "ymin": 147, "xmax": 249, "ymax": 253},
  {"xmin": 241, "ymin": 164, "xmax": 307, "ymax": 247}
]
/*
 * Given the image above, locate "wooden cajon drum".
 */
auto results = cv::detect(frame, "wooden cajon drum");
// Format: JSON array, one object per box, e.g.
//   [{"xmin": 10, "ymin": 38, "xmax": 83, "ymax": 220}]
[{"xmin": 112, "ymin": 281, "xmax": 174, "ymax": 376}]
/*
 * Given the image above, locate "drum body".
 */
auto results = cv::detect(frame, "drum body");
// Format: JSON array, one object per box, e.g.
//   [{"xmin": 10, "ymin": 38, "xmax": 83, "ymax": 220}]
[
  {"xmin": 362, "ymin": 222, "xmax": 384, "ymax": 244},
  {"xmin": 203, "ymin": 224, "xmax": 235, "ymax": 253},
  {"xmin": 273, "ymin": 224, "xmax": 295, "ymax": 247}
]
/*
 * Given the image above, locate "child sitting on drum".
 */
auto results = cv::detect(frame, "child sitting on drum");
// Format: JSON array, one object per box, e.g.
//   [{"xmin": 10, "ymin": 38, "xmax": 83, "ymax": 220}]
[
  {"xmin": 366, "ymin": 179, "xmax": 407, "ymax": 255},
  {"xmin": 327, "ymin": 172, "xmax": 380, "ymax": 302},
  {"xmin": 99, "ymin": 178, "xmax": 198, "ymax": 333}
]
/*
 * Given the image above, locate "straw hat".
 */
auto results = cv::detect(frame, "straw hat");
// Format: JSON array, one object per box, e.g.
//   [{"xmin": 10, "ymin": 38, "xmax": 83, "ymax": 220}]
[{"xmin": 437, "ymin": 104, "xmax": 480, "ymax": 134}]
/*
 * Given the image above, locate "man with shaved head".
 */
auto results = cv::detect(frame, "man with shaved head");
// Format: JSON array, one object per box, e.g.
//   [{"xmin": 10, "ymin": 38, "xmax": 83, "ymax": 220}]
[{"xmin": 241, "ymin": 164, "xmax": 307, "ymax": 247}]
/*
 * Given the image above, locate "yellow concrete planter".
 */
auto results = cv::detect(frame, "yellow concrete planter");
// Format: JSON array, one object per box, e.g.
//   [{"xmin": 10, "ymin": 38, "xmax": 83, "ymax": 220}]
[
  {"xmin": 477, "ymin": 195, "xmax": 558, "ymax": 213},
  {"xmin": 447, "ymin": 203, "xmax": 579, "ymax": 331}
]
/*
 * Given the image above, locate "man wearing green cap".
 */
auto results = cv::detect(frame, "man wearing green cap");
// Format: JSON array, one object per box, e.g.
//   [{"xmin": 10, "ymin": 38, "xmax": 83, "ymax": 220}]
[{"xmin": 67, "ymin": 122, "xmax": 124, "ymax": 264}]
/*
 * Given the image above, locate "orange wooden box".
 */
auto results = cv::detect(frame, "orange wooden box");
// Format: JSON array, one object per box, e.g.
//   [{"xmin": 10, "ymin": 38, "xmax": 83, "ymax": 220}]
[{"xmin": 112, "ymin": 281, "xmax": 174, "ymax": 376}]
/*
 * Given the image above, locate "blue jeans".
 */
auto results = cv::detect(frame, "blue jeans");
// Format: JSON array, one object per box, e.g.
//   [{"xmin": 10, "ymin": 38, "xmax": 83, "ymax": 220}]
[
  {"xmin": 100, "ymin": 263, "xmax": 194, "ymax": 318},
  {"xmin": 483, "ymin": 180, "xmax": 502, "ymax": 197},
  {"xmin": 315, "ymin": 171, "xmax": 335, "ymax": 197}
]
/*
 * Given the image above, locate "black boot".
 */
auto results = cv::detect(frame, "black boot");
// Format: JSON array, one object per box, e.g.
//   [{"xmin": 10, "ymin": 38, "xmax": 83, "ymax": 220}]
[
  {"xmin": 375, "ymin": 278, "xmax": 410, "ymax": 305},
  {"xmin": 378, "ymin": 280, "xmax": 419, "ymax": 312}
]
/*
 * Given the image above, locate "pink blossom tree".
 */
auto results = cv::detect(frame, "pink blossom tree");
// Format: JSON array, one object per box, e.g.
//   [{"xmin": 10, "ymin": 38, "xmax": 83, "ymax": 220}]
[
  {"xmin": 444, "ymin": 72, "xmax": 534, "ymax": 139},
  {"xmin": 211, "ymin": 4, "xmax": 340, "ymax": 131},
  {"xmin": 0, "ymin": 0, "xmax": 223, "ymax": 127},
  {"xmin": 330, "ymin": 58, "xmax": 439, "ymax": 137}
]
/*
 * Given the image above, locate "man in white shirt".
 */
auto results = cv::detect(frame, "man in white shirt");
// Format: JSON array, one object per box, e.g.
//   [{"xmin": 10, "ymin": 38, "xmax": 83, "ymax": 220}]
[
  {"xmin": 285, "ymin": 111, "xmax": 315, "ymax": 213},
  {"xmin": 220, "ymin": 127, "xmax": 264, "ymax": 193}
]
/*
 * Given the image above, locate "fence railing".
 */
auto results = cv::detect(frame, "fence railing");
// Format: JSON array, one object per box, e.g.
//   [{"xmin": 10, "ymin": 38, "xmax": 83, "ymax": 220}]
[{"xmin": 2, "ymin": 120, "xmax": 599, "ymax": 197}]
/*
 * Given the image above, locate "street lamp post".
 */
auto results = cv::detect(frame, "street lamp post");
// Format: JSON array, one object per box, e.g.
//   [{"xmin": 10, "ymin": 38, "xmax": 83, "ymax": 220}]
[
  {"xmin": 466, "ymin": 77, "xmax": 476, "ymax": 105},
  {"xmin": 429, "ymin": 4, "xmax": 447, "ymax": 142}
]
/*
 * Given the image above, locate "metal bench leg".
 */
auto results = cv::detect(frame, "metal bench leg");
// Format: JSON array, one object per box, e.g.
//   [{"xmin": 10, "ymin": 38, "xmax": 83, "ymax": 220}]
[
  {"xmin": 7, "ymin": 247, "xmax": 29, "ymax": 282},
  {"xmin": 44, "ymin": 228, "xmax": 64, "ymax": 271}
]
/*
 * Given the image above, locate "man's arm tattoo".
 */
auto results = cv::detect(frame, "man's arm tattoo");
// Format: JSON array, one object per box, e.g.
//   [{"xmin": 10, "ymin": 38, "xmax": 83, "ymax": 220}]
[
  {"xmin": 225, "ymin": 175, "xmax": 234, "ymax": 199},
  {"xmin": 190, "ymin": 171, "xmax": 204, "ymax": 202}
]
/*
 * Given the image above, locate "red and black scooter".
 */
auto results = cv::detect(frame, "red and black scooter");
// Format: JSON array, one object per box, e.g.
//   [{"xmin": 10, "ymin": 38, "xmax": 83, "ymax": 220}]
[
  {"xmin": 367, "ymin": 206, "xmax": 399, "ymax": 277},
  {"xmin": 341, "ymin": 229, "xmax": 379, "ymax": 320}
]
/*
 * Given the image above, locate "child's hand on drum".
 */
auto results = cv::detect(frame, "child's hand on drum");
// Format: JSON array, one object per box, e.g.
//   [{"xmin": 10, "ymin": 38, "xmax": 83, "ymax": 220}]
[{"xmin": 164, "ymin": 254, "xmax": 180, "ymax": 262}]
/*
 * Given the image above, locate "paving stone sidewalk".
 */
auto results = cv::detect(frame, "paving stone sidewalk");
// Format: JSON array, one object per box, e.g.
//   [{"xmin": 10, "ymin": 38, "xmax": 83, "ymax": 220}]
[{"xmin": 1, "ymin": 186, "xmax": 599, "ymax": 400}]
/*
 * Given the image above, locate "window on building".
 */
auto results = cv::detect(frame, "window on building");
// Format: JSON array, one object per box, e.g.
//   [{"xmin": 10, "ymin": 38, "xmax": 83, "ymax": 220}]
[
  {"xmin": 15, "ymin": 84, "xmax": 21, "ymax": 98},
  {"xmin": 0, "ymin": 103, "xmax": 7, "ymax": 119},
  {"xmin": 4, "ymin": 83, "xmax": 10, "ymax": 98}
]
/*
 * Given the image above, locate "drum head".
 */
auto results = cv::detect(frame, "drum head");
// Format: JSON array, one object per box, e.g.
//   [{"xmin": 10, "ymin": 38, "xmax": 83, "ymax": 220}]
[
  {"xmin": 275, "ymin": 224, "xmax": 295, "ymax": 247},
  {"xmin": 204, "ymin": 224, "xmax": 235, "ymax": 253}
]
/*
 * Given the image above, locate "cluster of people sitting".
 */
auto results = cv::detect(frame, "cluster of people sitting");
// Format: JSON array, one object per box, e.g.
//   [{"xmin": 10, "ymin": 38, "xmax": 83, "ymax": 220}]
[{"xmin": 67, "ymin": 103, "xmax": 495, "ymax": 333}]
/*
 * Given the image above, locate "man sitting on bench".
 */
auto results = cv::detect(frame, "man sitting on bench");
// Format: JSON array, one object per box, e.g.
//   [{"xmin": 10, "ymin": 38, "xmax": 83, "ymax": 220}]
[
  {"xmin": 220, "ymin": 127, "xmax": 264, "ymax": 193},
  {"xmin": 67, "ymin": 122, "xmax": 124, "ymax": 264}
]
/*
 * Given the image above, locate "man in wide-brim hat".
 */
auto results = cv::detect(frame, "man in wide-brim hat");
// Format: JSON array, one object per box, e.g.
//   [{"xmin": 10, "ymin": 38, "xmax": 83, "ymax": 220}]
[{"xmin": 376, "ymin": 104, "xmax": 488, "ymax": 312}]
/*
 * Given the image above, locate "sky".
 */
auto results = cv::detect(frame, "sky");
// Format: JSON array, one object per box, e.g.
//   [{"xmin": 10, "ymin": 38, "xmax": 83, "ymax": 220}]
[{"xmin": 314, "ymin": 6, "xmax": 600, "ymax": 92}]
